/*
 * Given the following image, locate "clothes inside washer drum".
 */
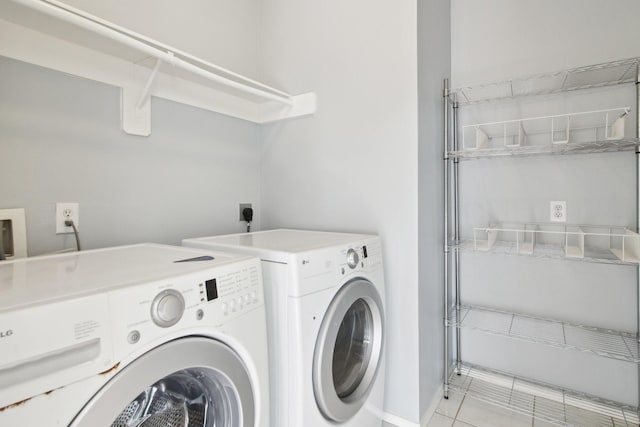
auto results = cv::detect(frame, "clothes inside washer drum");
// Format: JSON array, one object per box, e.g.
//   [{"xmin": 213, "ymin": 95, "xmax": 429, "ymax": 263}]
[{"xmin": 111, "ymin": 369, "xmax": 229, "ymax": 427}]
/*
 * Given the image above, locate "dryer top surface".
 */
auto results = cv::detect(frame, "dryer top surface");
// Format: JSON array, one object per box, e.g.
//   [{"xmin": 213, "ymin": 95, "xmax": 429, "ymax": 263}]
[
  {"xmin": 0, "ymin": 243, "xmax": 253, "ymax": 311},
  {"xmin": 183, "ymin": 229, "xmax": 377, "ymax": 260}
]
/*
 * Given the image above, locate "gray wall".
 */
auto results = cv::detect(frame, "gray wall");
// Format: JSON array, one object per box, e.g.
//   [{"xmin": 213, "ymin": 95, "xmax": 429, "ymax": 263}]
[
  {"xmin": 451, "ymin": 0, "xmax": 640, "ymax": 405},
  {"xmin": 258, "ymin": 0, "xmax": 422, "ymax": 423},
  {"xmin": 451, "ymin": 0, "xmax": 640, "ymax": 86},
  {"xmin": 0, "ymin": 57, "xmax": 260, "ymax": 256},
  {"xmin": 418, "ymin": 0, "xmax": 450, "ymax": 421}
]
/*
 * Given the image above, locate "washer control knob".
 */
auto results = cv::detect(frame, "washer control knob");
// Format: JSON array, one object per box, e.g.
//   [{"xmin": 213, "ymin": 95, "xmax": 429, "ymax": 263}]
[
  {"xmin": 346, "ymin": 248, "xmax": 359, "ymax": 269},
  {"xmin": 151, "ymin": 289, "xmax": 185, "ymax": 328}
]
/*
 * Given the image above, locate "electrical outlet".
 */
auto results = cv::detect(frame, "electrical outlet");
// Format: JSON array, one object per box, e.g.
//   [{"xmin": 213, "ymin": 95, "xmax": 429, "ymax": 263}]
[
  {"xmin": 550, "ymin": 201, "xmax": 566, "ymax": 223},
  {"xmin": 56, "ymin": 202, "xmax": 79, "ymax": 234},
  {"xmin": 239, "ymin": 203, "xmax": 252, "ymax": 221}
]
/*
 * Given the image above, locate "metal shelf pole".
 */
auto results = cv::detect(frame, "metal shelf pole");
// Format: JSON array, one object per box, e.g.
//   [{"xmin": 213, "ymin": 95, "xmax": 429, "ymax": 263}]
[
  {"xmin": 443, "ymin": 79, "xmax": 451, "ymax": 399},
  {"xmin": 453, "ymin": 97, "xmax": 461, "ymax": 374},
  {"xmin": 635, "ymin": 64, "xmax": 639, "ymax": 411}
]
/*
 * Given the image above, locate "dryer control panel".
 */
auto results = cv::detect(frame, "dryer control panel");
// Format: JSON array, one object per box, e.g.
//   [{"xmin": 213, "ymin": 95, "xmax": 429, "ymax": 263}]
[
  {"xmin": 337, "ymin": 239, "xmax": 382, "ymax": 277},
  {"xmin": 291, "ymin": 237, "xmax": 383, "ymax": 297}
]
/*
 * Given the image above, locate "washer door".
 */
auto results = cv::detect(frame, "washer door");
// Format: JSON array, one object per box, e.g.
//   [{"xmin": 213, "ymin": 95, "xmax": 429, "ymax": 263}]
[
  {"xmin": 71, "ymin": 337, "xmax": 254, "ymax": 427},
  {"xmin": 313, "ymin": 279, "xmax": 384, "ymax": 422}
]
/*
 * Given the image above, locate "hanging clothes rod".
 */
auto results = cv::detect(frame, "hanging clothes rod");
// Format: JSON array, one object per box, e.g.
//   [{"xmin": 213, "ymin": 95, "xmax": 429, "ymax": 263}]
[{"xmin": 9, "ymin": 0, "xmax": 294, "ymax": 105}]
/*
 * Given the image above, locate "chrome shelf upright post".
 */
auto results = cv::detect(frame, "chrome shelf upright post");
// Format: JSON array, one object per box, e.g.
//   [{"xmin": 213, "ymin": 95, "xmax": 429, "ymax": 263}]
[
  {"xmin": 635, "ymin": 63, "xmax": 639, "ymax": 412},
  {"xmin": 444, "ymin": 79, "xmax": 451, "ymax": 399},
  {"xmin": 453, "ymin": 95, "xmax": 461, "ymax": 375}
]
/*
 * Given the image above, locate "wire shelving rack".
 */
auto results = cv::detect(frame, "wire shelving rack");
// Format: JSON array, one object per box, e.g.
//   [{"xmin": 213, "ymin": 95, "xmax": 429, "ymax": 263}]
[{"xmin": 442, "ymin": 57, "xmax": 640, "ymax": 423}]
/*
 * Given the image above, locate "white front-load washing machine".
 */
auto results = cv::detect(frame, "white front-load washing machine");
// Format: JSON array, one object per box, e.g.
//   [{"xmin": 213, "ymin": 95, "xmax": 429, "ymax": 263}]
[
  {"xmin": 0, "ymin": 243, "xmax": 269, "ymax": 427},
  {"xmin": 183, "ymin": 229, "xmax": 386, "ymax": 427}
]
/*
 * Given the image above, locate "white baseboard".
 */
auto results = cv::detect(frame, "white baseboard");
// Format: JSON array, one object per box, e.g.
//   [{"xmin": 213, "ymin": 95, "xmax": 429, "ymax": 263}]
[
  {"xmin": 420, "ymin": 384, "xmax": 444, "ymax": 426},
  {"xmin": 382, "ymin": 411, "xmax": 420, "ymax": 427},
  {"xmin": 382, "ymin": 385, "xmax": 444, "ymax": 427}
]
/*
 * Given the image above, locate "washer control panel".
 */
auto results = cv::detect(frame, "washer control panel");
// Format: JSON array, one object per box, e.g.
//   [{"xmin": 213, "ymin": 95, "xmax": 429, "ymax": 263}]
[
  {"xmin": 108, "ymin": 257, "xmax": 263, "ymax": 354},
  {"xmin": 201, "ymin": 266, "xmax": 261, "ymax": 316}
]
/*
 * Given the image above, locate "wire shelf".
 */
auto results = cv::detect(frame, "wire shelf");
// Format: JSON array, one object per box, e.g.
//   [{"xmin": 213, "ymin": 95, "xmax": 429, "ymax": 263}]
[
  {"xmin": 452, "ymin": 239, "xmax": 639, "ymax": 266},
  {"xmin": 460, "ymin": 107, "xmax": 630, "ymax": 150},
  {"xmin": 451, "ymin": 305, "xmax": 638, "ymax": 363},
  {"xmin": 454, "ymin": 223, "xmax": 640, "ymax": 265},
  {"xmin": 449, "ymin": 364, "xmax": 639, "ymax": 427},
  {"xmin": 450, "ymin": 106, "xmax": 638, "ymax": 160},
  {"xmin": 450, "ymin": 57, "xmax": 640, "ymax": 105},
  {"xmin": 450, "ymin": 137, "xmax": 640, "ymax": 160}
]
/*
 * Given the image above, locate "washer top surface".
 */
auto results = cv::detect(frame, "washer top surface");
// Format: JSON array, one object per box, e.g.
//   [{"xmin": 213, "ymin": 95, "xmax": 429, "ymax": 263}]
[
  {"xmin": 184, "ymin": 229, "xmax": 375, "ymax": 257},
  {"xmin": 0, "ymin": 243, "xmax": 250, "ymax": 312}
]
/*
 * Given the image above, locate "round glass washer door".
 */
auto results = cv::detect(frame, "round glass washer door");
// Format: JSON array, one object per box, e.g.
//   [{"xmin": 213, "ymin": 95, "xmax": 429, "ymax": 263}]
[
  {"xmin": 70, "ymin": 337, "xmax": 254, "ymax": 427},
  {"xmin": 313, "ymin": 278, "xmax": 384, "ymax": 422}
]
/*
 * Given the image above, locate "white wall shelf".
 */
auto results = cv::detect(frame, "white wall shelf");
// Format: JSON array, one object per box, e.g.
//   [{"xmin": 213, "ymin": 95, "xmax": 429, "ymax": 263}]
[
  {"xmin": 452, "ymin": 305, "xmax": 638, "ymax": 363},
  {"xmin": 449, "ymin": 364, "xmax": 639, "ymax": 427},
  {"xmin": 0, "ymin": 0, "xmax": 316, "ymax": 136},
  {"xmin": 465, "ymin": 222, "xmax": 640, "ymax": 264},
  {"xmin": 450, "ymin": 57, "xmax": 640, "ymax": 105}
]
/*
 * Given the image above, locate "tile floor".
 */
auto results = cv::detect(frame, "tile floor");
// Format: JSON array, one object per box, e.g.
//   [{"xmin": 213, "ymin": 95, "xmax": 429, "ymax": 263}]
[
  {"xmin": 383, "ymin": 366, "xmax": 637, "ymax": 427},
  {"xmin": 422, "ymin": 365, "xmax": 639, "ymax": 427},
  {"xmin": 423, "ymin": 393, "xmax": 639, "ymax": 427},
  {"xmin": 426, "ymin": 393, "xmax": 552, "ymax": 427}
]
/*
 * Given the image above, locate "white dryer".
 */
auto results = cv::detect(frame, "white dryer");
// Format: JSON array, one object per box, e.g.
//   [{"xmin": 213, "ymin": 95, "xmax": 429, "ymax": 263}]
[
  {"xmin": 183, "ymin": 229, "xmax": 386, "ymax": 427},
  {"xmin": 0, "ymin": 243, "xmax": 269, "ymax": 427}
]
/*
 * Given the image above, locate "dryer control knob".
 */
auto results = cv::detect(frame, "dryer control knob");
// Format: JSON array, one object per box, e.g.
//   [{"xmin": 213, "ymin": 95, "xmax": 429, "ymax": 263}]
[
  {"xmin": 346, "ymin": 248, "xmax": 359, "ymax": 269},
  {"xmin": 151, "ymin": 289, "xmax": 185, "ymax": 328}
]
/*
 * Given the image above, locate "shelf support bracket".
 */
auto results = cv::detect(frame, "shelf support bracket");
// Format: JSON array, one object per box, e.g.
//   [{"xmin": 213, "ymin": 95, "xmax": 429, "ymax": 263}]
[
  {"xmin": 121, "ymin": 87, "xmax": 151, "ymax": 136},
  {"xmin": 120, "ymin": 56, "xmax": 167, "ymax": 137},
  {"xmin": 137, "ymin": 57, "xmax": 164, "ymax": 109}
]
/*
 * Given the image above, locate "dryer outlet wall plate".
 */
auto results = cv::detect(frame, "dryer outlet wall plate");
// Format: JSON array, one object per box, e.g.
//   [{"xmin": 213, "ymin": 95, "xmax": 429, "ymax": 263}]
[
  {"xmin": 0, "ymin": 208, "xmax": 27, "ymax": 259},
  {"xmin": 239, "ymin": 203, "xmax": 252, "ymax": 221}
]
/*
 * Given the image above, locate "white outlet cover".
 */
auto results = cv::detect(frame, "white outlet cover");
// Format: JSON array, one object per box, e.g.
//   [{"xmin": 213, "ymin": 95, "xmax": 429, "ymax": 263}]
[
  {"xmin": 56, "ymin": 202, "xmax": 79, "ymax": 234},
  {"xmin": 0, "ymin": 208, "xmax": 27, "ymax": 259},
  {"xmin": 550, "ymin": 201, "xmax": 567, "ymax": 223}
]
